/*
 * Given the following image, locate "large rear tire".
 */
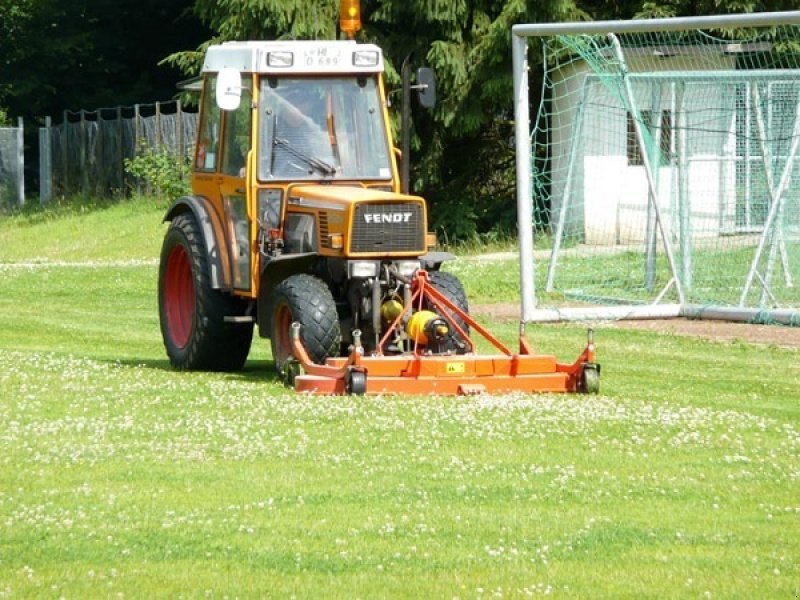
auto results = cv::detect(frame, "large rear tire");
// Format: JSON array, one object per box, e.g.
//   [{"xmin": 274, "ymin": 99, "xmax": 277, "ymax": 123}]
[
  {"xmin": 426, "ymin": 270, "xmax": 470, "ymax": 336},
  {"xmin": 270, "ymin": 274, "xmax": 341, "ymax": 383},
  {"xmin": 159, "ymin": 213, "xmax": 253, "ymax": 371}
]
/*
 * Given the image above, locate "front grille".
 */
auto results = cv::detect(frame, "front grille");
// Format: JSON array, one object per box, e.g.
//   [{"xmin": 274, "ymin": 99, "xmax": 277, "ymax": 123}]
[
  {"xmin": 319, "ymin": 212, "xmax": 330, "ymax": 249},
  {"xmin": 351, "ymin": 202, "xmax": 425, "ymax": 254}
]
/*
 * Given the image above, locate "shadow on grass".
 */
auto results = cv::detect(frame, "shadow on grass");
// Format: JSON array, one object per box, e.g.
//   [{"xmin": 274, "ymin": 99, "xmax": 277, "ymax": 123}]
[
  {"xmin": 2, "ymin": 194, "xmax": 164, "ymax": 226},
  {"xmin": 109, "ymin": 357, "xmax": 282, "ymax": 385}
]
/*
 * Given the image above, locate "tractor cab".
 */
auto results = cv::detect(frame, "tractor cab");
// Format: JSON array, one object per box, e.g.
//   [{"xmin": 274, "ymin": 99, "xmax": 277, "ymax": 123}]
[{"xmin": 203, "ymin": 43, "xmax": 395, "ymax": 184}]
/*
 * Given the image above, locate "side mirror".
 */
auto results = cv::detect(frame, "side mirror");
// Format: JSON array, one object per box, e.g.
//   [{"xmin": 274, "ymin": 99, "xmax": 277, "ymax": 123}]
[
  {"xmin": 216, "ymin": 68, "xmax": 242, "ymax": 111},
  {"xmin": 416, "ymin": 67, "xmax": 436, "ymax": 109}
]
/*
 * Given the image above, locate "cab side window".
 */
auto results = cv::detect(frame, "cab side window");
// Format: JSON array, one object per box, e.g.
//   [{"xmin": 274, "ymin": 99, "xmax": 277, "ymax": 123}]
[
  {"xmin": 221, "ymin": 80, "xmax": 253, "ymax": 177},
  {"xmin": 195, "ymin": 75, "xmax": 221, "ymax": 171}
]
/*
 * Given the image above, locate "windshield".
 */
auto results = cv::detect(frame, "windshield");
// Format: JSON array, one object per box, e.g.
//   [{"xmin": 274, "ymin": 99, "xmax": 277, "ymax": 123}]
[{"xmin": 258, "ymin": 76, "xmax": 392, "ymax": 181}]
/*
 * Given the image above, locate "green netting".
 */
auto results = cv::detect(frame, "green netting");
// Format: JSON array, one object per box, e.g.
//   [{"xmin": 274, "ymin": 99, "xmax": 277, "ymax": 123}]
[
  {"xmin": 532, "ymin": 23, "xmax": 800, "ymax": 314},
  {"xmin": 46, "ymin": 102, "xmax": 198, "ymax": 198}
]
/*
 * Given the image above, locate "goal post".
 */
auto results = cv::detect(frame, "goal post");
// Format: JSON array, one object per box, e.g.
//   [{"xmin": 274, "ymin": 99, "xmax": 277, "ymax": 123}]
[{"xmin": 512, "ymin": 11, "xmax": 800, "ymax": 327}]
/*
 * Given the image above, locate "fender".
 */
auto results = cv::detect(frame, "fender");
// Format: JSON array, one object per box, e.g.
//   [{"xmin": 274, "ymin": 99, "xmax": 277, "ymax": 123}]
[
  {"xmin": 420, "ymin": 251, "xmax": 456, "ymax": 271},
  {"xmin": 257, "ymin": 253, "xmax": 318, "ymax": 338},
  {"xmin": 164, "ymin": 196, "xmax": 233, "ymax": 290}
]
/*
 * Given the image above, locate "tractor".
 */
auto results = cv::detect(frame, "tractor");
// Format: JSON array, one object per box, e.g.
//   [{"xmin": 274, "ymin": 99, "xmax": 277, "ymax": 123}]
[{"xmin": 157, "ymin": 3, "xmax": 599, "ymax": 395}]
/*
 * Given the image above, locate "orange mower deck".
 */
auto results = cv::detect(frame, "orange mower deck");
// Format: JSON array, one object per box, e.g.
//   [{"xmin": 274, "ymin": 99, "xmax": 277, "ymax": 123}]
[{"xmin": 290, "ymin": 271, "xmax": 599, "ymax": 395}]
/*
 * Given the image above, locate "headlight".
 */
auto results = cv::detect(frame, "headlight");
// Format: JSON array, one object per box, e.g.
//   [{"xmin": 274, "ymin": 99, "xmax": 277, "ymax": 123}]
[
  {"xmin": 395, "ymin": 260, "xmax": 421, "ymax": 277},
  {"xmin": 353, "ymin": 50, "xmax": 379, "ymax": 67},
  {"xmin": 348, "ymin": 260, "xmax": 379, "ymax": 278},
  {"xmin": 267, "ymin": 51, "xmax": 293, "ymax": 67}
]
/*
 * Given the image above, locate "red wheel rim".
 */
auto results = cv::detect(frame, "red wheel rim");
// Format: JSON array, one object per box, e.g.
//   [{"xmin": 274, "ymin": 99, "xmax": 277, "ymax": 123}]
[{"xmin": 164, "ymin": 245, "xmax": 195, "ymax": 349}]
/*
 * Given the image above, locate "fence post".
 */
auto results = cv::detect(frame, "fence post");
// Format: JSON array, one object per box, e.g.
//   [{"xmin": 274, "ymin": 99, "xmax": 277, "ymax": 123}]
[
  {"xmin": 62, "ymin": 110, "xmax": 69, "ymax": 195},
  {"xmin": 79, "ymin": 110, "xmax": 88, "ymax": 195},
  {"xmin": 16, "ymin": 117, "xmax": 25, "ymax": 206},
  {"xmin": 39, "ymin": 116, "xmax": 52, "ymax": 203},
  {"xmin": 155, "ymin": 101, "xmax": 162, "ymax": 147},
  {"xmin": 116, "ymin": 106, "xmax": 124, "ymax": 193},
  {"xmin": 134, "ymin": 104, "xmax": 142, "ymax": 195},
  {"xmin": 176, "ymin": 100, "xmax": 183, "ymax": 164},
  {"xmin": 134, "ymin": 104, "xmax": 141, "ymax": 151},
  {"xmin": 95, "ymin": 109, "xmax": 104, "ymax": 196}
]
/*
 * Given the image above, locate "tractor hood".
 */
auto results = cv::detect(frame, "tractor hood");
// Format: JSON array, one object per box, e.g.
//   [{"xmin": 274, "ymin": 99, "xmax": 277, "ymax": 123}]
[
  {"xmin": 288, "ymin": 184, "xmax": 424, "ymax": 209},
  {"xmin": 287, "ymin": 185, "xmax": 429, "ymax": 257}
]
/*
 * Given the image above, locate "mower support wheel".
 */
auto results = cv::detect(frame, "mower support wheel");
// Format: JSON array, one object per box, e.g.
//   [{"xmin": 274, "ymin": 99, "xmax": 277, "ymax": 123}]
[
  {"xmin": 579, "ymin": 363, "xmax": 600, "ymax": 394},
  {"xmin": 346, "ymin": 369, "xmax": 367, "ymax": 395}
]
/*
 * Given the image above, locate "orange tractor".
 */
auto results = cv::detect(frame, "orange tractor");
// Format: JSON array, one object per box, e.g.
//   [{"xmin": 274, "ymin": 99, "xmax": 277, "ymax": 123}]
[{"xmin": 157, "ymin": 5, "xmax": 599, "ymax": 395}]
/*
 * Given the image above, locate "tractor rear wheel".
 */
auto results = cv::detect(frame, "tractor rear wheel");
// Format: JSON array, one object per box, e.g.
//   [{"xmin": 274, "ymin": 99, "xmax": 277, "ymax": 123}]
[
  {"xmin": 270, "ymin": 274, "xmax": 341, "ymax": 384},
  {"xmin": 159, "ymin": 212, "xmax": 253, "ymax": 371},
  {"xmin": 426, "ymin": 271, "xmax": 470, "ymax": 336}
]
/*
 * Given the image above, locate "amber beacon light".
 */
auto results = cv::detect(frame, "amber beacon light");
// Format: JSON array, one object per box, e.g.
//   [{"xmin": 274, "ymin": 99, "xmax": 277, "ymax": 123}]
[{"xmin": 340, "ymin": 0, "xmax": 362, "ymax": 38}]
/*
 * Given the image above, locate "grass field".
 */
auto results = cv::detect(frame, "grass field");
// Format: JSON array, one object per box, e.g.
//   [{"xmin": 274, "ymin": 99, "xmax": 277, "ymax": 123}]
[
  {"xmin": 1, "ymin": 197, "xmax": 798, "ymax": 597},
  {"xmin": 524, "ymin": 240, "xmax": 800, "ymax": 310}
]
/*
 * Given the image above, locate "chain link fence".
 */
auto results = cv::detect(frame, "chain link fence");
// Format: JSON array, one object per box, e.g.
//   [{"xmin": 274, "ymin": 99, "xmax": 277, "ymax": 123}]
[
  {"xmin": 0, "ymin": 118, "xmax": 25, "ymax": 208},
  {"xmin": 40, "ymin": 101, "xmax": 198, "ymax": 201}
]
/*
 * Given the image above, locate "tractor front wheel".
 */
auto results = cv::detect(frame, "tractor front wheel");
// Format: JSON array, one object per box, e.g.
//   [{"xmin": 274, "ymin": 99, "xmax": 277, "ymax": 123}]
[
  {"xmin": 426, "ymin": 270, "xmax": 470, "ymax": 337},
  {"xmin": 158, "ymin": 213, "xmax": 253, "ymax": 371},
  {"xmin": 270, "ymin": 274, "xmax": 341, "ymax": 384}
]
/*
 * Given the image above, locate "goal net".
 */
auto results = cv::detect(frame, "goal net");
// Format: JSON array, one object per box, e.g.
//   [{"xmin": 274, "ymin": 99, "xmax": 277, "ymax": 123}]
[{"xmin": 513, "ymin": 12, "xmax": 800, "ymax": 325}]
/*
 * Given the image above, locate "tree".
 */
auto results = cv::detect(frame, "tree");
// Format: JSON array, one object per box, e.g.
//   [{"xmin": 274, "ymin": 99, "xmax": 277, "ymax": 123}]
[
  {"xmin": 173, "ymin": 0, "xmax": 585, "ymax": 240},
  {"xmin": 194, "ymin": 0, "xmax": 338, "ymax": 40},
  {"xmin": 0, "ymin": 0, "xmax": 208, "ymax": 124},
  {"xmin": 633, "ymin": 0, "xmax": 798, "ymax": 19},
  {"xmin": 381, "ymin": 0, "xmax": 798, "ymax": 238},
  {"xmin": 365, "ymin": 0, "xmax": 587, "ymax": 239}
]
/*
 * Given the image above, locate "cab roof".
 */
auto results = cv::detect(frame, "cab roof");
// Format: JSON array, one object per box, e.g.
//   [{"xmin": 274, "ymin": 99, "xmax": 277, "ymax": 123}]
[{"xmin": 201, "ymin": 40, "xmax": 384, "ymax": 75}]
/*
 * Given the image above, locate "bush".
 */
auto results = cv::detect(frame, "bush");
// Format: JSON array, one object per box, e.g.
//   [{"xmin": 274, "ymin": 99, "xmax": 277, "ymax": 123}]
[{"xmin": 124, "ymin": 145, "xmax": 190, "ymax": 200}]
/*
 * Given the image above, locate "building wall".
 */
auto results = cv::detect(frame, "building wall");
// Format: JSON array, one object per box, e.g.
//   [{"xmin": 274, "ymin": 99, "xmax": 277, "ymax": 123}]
[{"xmin": 547, "ymin": 51, "xmax": 739, "ymax": 246}]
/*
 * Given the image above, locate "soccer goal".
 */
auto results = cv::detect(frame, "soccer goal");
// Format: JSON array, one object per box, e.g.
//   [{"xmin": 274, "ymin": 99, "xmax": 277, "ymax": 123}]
[{"xmin": 512, "ymin": 11, "xmax": 800, "ymax": 326}]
